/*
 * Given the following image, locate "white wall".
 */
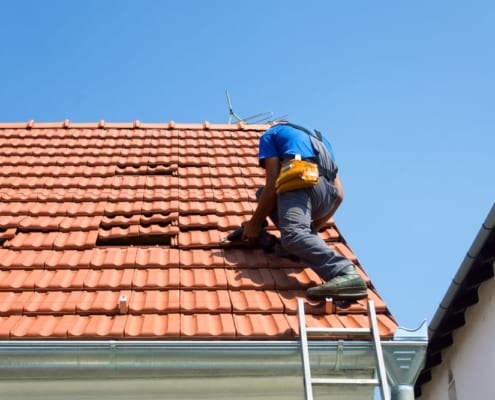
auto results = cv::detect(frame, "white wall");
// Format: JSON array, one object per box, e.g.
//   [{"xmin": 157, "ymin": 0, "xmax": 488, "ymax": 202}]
[{"xmin": 418, "ymin": 263, "xmax": 495, "ymax": 400}]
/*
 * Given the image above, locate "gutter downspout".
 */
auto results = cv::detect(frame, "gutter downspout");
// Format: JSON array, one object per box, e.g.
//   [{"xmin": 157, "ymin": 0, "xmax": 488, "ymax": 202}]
[{"xmin": 385, "ymin": 321, "xmax": 428, "ymax": 400}]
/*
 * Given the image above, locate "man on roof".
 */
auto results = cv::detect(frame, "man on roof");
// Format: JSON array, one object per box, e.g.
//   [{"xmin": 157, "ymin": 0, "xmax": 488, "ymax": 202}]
[{"xmin": 242, "ymin": 121, "xmax": 367, "ymax": 301}]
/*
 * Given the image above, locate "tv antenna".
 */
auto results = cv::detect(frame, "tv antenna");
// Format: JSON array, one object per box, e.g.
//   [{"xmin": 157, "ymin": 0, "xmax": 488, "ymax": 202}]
[{"xmin": 225, "ymin": 90, "xmax": 287, "ymax": 124}]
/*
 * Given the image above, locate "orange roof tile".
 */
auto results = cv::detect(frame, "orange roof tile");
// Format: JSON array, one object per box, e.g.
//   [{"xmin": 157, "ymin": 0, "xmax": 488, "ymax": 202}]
[{"xmin": 0, "ymin": 121, "xmax": 397, "ymax": 340}]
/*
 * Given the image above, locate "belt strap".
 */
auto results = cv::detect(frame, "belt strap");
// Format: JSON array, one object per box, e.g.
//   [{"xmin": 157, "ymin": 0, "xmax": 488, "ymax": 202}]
[{"xmin": 280, "ymin": 123, "xmax": 338, "ymax": 181}]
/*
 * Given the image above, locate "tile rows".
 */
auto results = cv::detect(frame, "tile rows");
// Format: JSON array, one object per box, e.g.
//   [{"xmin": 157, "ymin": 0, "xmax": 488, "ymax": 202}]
[
  {"xmin": 0, "ymin": 248, "xmax": 355, "ymax": 271},
  {"xmin": 0, "ymin": 175, "xmax": 265, "ymax": 189},
  {"xmin": 3, "ymin": 289, "xmax": 387, "ymax": 315},
  {"xmin": 0, "ymin": 188, "xmax": 254, "ymax": 202},
  {"xmin": 0, "ymin": 312, "xmax": 398, "ymax": 339},
  {"xmin": 0, "ymin": 146, "xmax": 257, "ymax": 159},
  {"xmin": 0, "ymin": 123, "xmax": 397, "ymax": 340},
  {"xmin": 0, "ymin": 155, "xmax": 259, "ymax": 168}
]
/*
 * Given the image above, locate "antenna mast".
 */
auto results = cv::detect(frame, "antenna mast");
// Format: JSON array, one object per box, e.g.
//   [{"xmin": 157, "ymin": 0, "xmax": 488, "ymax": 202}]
[
  {"xmin": 225, "ymin": 90, "xmax": 285, "ymax": 124},
  {"xmin": 226, "ymin": 90, "xmax": 243, "ymax": 124}
]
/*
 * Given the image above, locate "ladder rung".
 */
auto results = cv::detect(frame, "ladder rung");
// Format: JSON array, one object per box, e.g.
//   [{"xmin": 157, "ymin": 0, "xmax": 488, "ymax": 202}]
[
  {"xmin": 306, "ymin": 327, "xmax": 371, "ymax": 335},
  {"xmin": 298, "ymin": 298, "xmax": 391, "ymax": 400},
  {"xmin": 312, "ymin": 378, "xmax": 379, "ymax": 386}
]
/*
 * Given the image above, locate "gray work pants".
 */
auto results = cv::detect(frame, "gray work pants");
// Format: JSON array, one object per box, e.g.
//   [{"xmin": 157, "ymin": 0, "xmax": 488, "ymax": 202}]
[{"xmin": 257, "ymin": 178, "xmax": 353, "ymax": 281}]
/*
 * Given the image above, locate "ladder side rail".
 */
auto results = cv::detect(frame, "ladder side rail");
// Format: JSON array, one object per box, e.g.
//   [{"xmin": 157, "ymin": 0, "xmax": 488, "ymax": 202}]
[
  {"xmin": 298, "ymin": 298, "xmax": 392, "ymax": 400},
  {"xmin": 368, "ymin": 300, "xmax": 391, "ymax": 400},
  {"xmin": 297, "ymin": 298, "xmax": 314, "ymax": 400}
]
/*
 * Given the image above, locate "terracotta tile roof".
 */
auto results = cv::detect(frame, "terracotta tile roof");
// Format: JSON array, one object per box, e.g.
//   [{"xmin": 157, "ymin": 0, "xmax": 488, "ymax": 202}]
[{"xmin": 0, "ymin": 121, "xmax": 397, "ymax": 340}]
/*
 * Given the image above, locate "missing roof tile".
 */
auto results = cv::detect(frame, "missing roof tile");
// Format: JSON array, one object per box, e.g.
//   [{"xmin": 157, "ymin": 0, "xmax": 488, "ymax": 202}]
[
  {"xmin": 97, "ymin": 219, "xmax": 178, "ymax": 247},
  {"xmin": 146, "ymin": 164, "xmax": 177, "ymax": 176},
  {"xmin": 115, "ymin": 163, "xmax": 177, "ymax": 176},
  {"xmin": 96, "ymin": 227, "xmax": 174, "ymax": 247},
  {"xmin": 96, "ymin": 235, "xmax": 173, "ymax": 247}
]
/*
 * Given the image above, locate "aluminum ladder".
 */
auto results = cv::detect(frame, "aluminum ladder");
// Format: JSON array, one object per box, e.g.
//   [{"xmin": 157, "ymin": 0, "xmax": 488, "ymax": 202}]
[{"xmin": 297, "ymin": 298, "xmax": 391, "ymax": 400}]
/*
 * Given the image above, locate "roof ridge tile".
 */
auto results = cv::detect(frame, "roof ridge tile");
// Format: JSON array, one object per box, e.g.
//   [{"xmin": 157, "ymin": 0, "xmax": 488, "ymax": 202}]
[{"xmin": 0, "ymin": 121, "xmax": 269, "ymax": 131}]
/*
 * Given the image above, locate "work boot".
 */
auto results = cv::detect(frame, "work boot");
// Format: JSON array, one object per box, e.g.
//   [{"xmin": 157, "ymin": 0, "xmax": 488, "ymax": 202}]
[{"xmin": 306, "ymin": 265, "xmax": 367, "ymax": 300}]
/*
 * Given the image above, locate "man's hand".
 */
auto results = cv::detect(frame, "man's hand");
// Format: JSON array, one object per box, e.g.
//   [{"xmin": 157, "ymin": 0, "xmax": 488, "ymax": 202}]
[
  {"xmin": 241, "ymin": 219, "xmax": 263, "ymax": 244},
  {"xmin": 242, "ymin": 157, "xmax": 280, "ymax": 243}
]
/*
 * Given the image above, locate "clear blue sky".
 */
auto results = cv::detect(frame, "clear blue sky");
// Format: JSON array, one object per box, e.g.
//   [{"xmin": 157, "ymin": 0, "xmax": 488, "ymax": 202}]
[{"xmin": 1, "ymin": 1, "xmax": 493, "ymax": 329}]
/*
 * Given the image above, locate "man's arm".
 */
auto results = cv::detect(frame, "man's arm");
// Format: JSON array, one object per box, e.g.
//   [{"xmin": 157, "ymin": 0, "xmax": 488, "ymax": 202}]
[
  {"xmin": 312, "ymin": 174, "xmax": 344, "ymax": 231},
  {"xmin": 242, "ymin": 157, "xmax": 280, "ymax": 242}
]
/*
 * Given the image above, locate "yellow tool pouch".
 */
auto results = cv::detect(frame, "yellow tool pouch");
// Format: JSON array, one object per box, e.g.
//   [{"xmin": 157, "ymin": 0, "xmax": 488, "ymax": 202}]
[{"xmin": 275, "ymin": 158, "xmax": 320, "ymax": 193}]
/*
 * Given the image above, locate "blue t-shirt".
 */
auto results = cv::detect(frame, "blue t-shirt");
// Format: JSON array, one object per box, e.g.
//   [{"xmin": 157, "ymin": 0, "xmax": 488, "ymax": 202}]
[{"xmin": 259, "ymin": 123, "xmax": 336, "ymax": 168}]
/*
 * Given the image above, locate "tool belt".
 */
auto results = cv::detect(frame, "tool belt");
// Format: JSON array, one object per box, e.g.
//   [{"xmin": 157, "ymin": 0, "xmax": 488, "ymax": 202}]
[{"xmin": 275, "ymin": 157, "xmax": 319, "ymax": 193}]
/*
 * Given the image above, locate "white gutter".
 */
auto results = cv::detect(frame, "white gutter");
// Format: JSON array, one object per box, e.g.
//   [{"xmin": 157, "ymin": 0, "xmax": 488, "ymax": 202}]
[
  {"xmin": 0, "ymin": 340, "xmax": 378, "ymax": 378},
  {"xmin": 0, "ymin": 332, "xmax": 427, "ymax": 400}
]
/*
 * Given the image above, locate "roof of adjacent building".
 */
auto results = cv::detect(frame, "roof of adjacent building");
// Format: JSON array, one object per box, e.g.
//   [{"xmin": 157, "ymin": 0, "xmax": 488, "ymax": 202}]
[
  {"xmin": 0, "ymin": 120, "xmax": 397, "ymax": 340},
  {"xmin": 415, "ymin": 203, "xmax": 495, "ymax": 396}
]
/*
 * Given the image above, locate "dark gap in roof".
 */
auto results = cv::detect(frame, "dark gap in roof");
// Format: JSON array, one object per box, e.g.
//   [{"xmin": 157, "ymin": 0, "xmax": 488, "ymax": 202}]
[
  {"xmin": 96, "ymin": 235, "xmax": 172, "ymax": 247},
  {"xmin": 178, "ymin": 161, "xmax": 209, "ymax": 167},
  {"xmin": 177, "ymin": 209, "xmax": 217, "ymax": 216},
  {"xmin": 116, "ymin": 164, "xmax": 142, "ymax": 170},
  {"xmin": 146, "ymin": 164, "xmax": 176, "ymax": 175},
  {"xmin": 115, "ymin": 169, "xmax": 177, "ymax": 176},
  {"xmin": 99, "ymin": 224, "xmax": 129, "ymax": 231},
  {"xmin": 115, "ymin": 165, "xmax": 176, "ymax": 176},
  {"xmin": 147, "ymin": 163, "xmax": 172, "ymax": 169},
  {"xmin": 141, "ymin": 221, "xmax": 174, "ymax": 228},
  {"xmin": 17, "ymin": 227, "xmax": 60, "ymax": 233},
  {"xmin": 142, "ymin": 212, "xmax": 172, "ymax": 218},
  {"xmin": 104, "ymin": 213, "xmax": 137, "ymax": 219},
  {"xmin": 179, "ymin": 226, "xmax": 217, "ymax": 232}
]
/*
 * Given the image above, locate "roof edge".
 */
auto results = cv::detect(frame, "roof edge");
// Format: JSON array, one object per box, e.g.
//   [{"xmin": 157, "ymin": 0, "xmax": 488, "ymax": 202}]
[
  {"xmin": 0, "ymin": 120, "xmax": 270, "ymax": 131},
  {"xmin": 429, "ymin": 203, "xmax": 495, "ymax": 336}
]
